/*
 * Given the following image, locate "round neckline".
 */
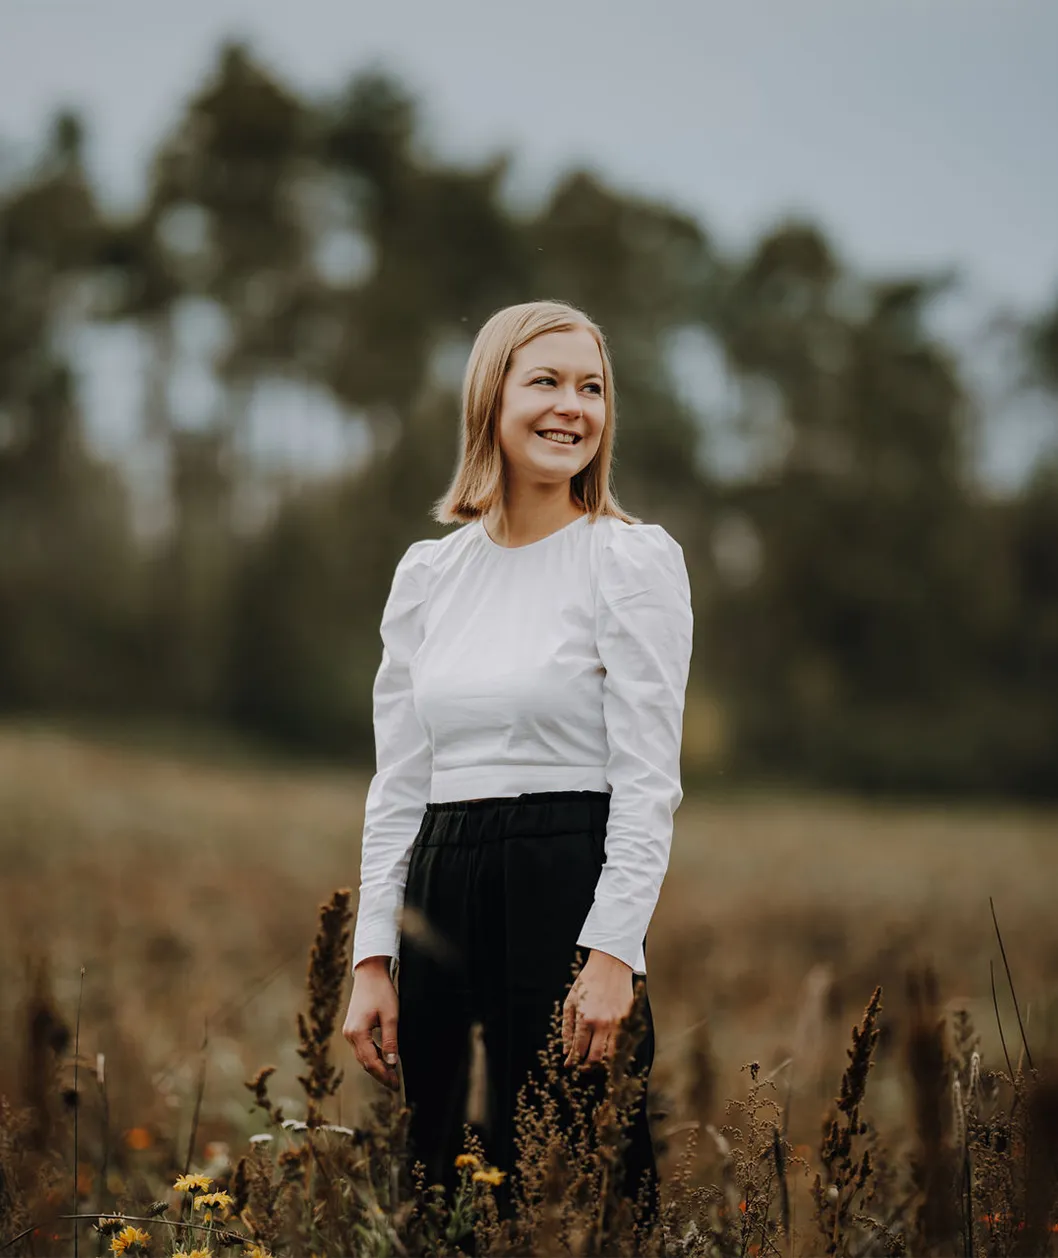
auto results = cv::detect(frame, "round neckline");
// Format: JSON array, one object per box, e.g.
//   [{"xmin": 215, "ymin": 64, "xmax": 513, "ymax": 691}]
[{"xmin": 479, "ymin": 512, "xmax": 590, "ymax": 552}]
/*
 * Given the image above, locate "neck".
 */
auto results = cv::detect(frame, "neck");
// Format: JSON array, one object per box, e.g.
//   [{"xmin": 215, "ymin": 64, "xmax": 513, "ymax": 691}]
[{"xmin": 483, "ymin": 492, "xmax": 585, "ymax": 548}]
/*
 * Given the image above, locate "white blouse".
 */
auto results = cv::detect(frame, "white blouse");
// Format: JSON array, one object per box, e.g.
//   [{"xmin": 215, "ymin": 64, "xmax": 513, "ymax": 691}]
[{"xmin": 351, "ymin": 511, "xmax": 694, "ymax": 976}]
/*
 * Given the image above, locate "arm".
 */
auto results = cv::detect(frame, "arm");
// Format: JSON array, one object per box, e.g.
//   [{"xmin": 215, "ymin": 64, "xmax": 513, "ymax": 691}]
[
  {"xmin": 575, "ymin": 524, "xmax": 694, "ymax": 974},
  {"xmin": 351, "ymin": 538, "xmax": 436, "ymax": 974}
]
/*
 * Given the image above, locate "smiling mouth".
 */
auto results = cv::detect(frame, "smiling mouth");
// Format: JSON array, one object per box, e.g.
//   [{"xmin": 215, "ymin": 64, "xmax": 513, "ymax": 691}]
[{"xmin": 536, "ymin": 431, "xmax": 581, "ymax": 445}]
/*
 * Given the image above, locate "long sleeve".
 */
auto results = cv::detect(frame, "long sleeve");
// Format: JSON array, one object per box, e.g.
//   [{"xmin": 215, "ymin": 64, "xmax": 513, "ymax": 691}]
[
  {"xmin": 576, "ymin": 524, "xmax": 694, "ymax": 974},
  {"xmin": 351, "ymin": 538, "xmax": 437, "ymax": 972}
]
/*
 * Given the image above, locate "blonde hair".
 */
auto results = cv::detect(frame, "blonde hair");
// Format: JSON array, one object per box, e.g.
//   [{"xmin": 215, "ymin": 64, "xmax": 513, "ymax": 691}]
[{"xmin": 432, "ymin": 299, "xmax": 640, "ymax": 525}]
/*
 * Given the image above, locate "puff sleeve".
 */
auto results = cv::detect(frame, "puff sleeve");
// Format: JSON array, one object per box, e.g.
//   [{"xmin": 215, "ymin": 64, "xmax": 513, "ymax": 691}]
[
  {"xmin": 351, "ymin": 539, "xmax": 437, "ymax": 973},
  {"xmin": 575, "ymin": 524, "xmax": 693, "ymax": 974}
]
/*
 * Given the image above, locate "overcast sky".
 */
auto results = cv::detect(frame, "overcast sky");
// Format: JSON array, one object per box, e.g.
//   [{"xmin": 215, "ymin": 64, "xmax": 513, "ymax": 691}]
[
  {"xmin": 2, "ymin": 0, "xmax": 1056, "ymax": 488},
  {"xmin": 4, "ymin": 0, "xmax": 1056, "ymax": 309}
]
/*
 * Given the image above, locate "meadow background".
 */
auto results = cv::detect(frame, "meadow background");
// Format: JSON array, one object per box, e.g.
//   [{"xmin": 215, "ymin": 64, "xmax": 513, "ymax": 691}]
[{"xmin": 1, "ymin": 4, "xmax": 1057, "ymax": 1253}]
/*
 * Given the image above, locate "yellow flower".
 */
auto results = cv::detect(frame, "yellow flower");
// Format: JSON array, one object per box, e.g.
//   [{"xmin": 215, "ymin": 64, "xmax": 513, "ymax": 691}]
[
  {"xmin": 173, "ymin": 1173, "xmax": 213, "ymax": 1194},
  {"xmin": 170, "ymin": 1251, "xmax": 212, "ymax": 1258},
  {"xmin": 193, "ymin": 1190, "xmax": 234, "ymax": 1214},
  {"xmin": 454, "ymin": 1153, "xmax": 480, "ymax": 1169},
  {"xmin": 191, "ymin": 1188, "xmax": 234, "ymax": 1224},
  {"xmin": 472, "ymin": 1166, "xmax": 507, "ymax": 1187},
  {"xmin": 244, "ymin": 1248, "xmax": 274, "ymax": 1258},
  {"xmin": 110, "ymin": 1226, "xmax": 151, "ymax": 1254}
]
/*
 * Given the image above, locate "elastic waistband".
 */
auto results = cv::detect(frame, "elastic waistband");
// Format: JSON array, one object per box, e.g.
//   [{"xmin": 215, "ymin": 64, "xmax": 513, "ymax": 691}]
[
  {"xmin": 418, "ymin": 789, "xmax": 611, "ymax": 846},
  {"xmin": 425, "ymin": 788, "xmax": 607, "ymax": 814}
]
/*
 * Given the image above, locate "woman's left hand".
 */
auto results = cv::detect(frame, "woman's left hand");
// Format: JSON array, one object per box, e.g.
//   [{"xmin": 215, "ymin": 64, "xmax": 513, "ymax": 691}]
[{"xmin": 562, "ymin": 949, "xmax": 634, "ymax": 1070}]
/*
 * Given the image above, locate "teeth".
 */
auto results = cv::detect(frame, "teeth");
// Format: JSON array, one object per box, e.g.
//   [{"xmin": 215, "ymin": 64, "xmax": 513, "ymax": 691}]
[{"xmin": 538, "ymin": 431, "xmax": 577, "ymax": 444}]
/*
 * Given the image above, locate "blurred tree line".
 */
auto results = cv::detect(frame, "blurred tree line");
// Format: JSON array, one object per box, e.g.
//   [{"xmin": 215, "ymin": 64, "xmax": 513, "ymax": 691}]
[{"xmin": 1, "ymin": 43, "xmax": 1056, "ymax": 796}]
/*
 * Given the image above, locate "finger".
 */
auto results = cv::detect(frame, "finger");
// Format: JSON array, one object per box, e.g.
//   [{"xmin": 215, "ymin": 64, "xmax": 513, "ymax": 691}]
[
  {"xmin": 370, "ymin": 1029, "xmax": 402, "ymax": 1091},
  {"xmin": 583, "ymin": 1029, "xmax": 612, "ymax": 1069},
  {"xmin": 379, "ymin": 1009, "xmax": 400, "ymax": 1070},
  {"xmin": 352, "ymin": 1028, "xmax": 399, "ymax": 1090},
  {"xmin": 350, "ymin": 1028, "xmax": 383, "ymax": 1082},
  {"xmin": 562, "ymin": 996, "xmax": 577, "ymax": 1056},
  {"xmin": 565, "ymin": 1015, "xmax": 593, "ymax": 1068}
]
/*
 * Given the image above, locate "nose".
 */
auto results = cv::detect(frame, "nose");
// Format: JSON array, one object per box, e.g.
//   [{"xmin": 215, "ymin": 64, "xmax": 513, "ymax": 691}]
[{"xmin": 553, "ymin": 385, "xmax": 582, "ymax": 416}]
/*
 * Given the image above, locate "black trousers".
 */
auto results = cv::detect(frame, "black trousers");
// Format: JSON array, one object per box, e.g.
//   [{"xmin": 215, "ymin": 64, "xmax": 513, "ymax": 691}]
[{"xmin": 395, "ymin": 789, "xmax": 659, "ymax": 1232}]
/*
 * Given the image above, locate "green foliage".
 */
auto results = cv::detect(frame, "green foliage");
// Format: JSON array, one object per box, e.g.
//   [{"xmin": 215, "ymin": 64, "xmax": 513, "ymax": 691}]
[{"xmin": 0, "ymin": 43, "xmax": 1056, "ymax": 794}]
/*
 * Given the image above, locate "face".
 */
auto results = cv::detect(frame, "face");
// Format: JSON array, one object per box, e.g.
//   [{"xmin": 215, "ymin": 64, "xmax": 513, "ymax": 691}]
[{"xmin": 495, "ymin": 326, "xmax": 606, "ymax": 491}]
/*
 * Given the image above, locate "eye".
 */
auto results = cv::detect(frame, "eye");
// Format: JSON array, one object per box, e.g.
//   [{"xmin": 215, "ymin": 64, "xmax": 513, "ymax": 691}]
[{"xmin": 531, "ymin": 376, "xmax": 603, "ymax": 395}]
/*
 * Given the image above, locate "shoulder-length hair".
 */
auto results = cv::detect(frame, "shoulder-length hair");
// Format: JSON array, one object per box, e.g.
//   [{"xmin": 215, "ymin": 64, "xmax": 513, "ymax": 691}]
[{"xmin": 432, "ymin": 299, "xmax": 640, "ymax": 526}]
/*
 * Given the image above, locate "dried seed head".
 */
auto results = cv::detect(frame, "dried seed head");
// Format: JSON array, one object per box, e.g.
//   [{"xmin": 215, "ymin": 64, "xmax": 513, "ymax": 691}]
[{"xmin": 92, "ymin": 1218, "xmax": 125, "ymax": 1237}]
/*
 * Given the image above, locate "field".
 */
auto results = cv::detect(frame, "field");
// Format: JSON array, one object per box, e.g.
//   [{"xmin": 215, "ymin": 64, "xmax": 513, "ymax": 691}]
[{"xmin": 1, "ymin": 722, "xmax": 1056, "ymax": 1252}]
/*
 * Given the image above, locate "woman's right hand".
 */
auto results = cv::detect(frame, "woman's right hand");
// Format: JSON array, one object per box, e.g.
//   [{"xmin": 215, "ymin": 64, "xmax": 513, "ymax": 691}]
[{"xmin": 343, "ymin": 957, "xmax": 400, "ymax": 1091}]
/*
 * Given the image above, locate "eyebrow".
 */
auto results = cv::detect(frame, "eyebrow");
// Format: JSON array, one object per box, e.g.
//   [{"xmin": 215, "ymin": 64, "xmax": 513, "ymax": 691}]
[{"xmin": 524, "ymin": 365, "xmax": 604, "ymax": 382}]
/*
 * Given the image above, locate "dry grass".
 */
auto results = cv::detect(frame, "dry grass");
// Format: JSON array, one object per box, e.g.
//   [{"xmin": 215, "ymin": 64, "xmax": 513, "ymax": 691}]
[{"xmin": 1, "ymin": 723, "xmax": 1057, "ymax": 1255}]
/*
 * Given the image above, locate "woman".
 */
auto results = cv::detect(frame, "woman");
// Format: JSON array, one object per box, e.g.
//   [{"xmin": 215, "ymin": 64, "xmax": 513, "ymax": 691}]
[{"xmin": 342, "ymin": 299, "xmax": 693, "ymax": 1236}]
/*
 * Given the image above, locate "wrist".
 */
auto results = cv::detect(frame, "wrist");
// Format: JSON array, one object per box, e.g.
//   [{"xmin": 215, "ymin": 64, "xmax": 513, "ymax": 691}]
[
  {"xmin": 588, "ymin": 948, "xmax": 632, "ymax": 973},
  {"xmin": 354, "ymin": 955, "xmax": 392, "ymax": 975}
]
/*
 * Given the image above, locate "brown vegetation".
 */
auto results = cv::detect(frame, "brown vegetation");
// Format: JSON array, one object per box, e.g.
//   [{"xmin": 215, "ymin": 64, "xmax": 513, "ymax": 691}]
[{"xmin": 0, "ymin": 726, "xmax": 1056, "ymax": 1255}]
